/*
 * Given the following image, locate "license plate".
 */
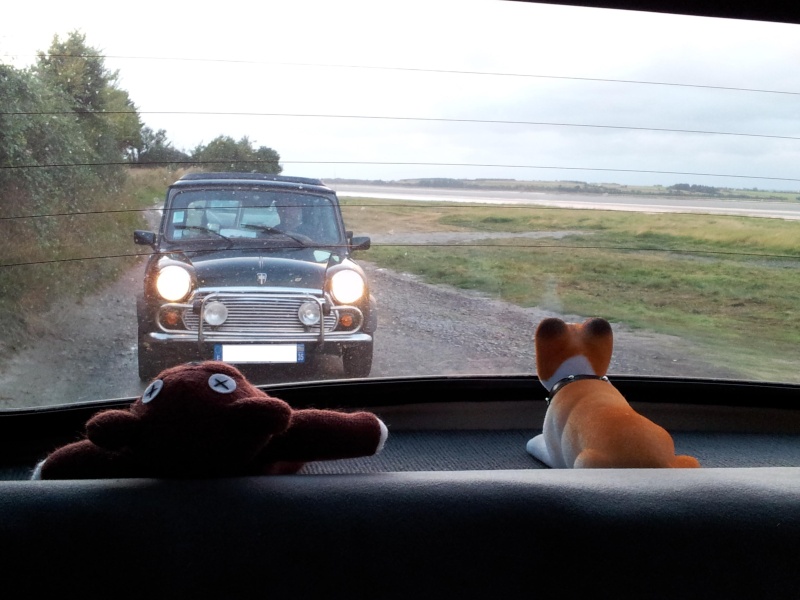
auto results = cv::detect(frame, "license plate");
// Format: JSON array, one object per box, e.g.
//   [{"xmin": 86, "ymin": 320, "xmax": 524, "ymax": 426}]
[{"xmin": 214, "ymin": 344, "xmax": 305, "ymax": 363}]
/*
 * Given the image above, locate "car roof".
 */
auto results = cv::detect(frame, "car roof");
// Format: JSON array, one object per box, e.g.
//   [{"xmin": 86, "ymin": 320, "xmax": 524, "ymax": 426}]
[
  {"xmin": 179, "ymin": 171, "xmax": 325, "ymax": 187},
  {"xmin": 175, "ymin": 172, "xmax": 331, "ymax": 190}
]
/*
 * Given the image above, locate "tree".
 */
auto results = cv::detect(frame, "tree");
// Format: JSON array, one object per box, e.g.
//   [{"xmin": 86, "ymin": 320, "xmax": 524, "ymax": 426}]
[
  {"xmin": 35, "ymin": 30, "xmax": 142, "ymax": 162},
  {"xmin": 192, "ymin": 135, "xmax": 282, "ymax": 173},
  {"xmin": 35, "ymin": 31, "xmax": 110, "ymax": 112},
  {"xmin": 135, "ymin": 127, "xmax": 190, "ymax": 166},
  {"xmin": 0, "ymin": 64, "xmax": 96, "ymax": 207},
  {"xmin": 103, "ymin": 86, "xmax": 143, "ymax": 161},
  {"xmin": 254, "ymin": 145, "xmax": 281, "ymax": 171},
  {"xmin": 669, "ymin": 183, "xmax": 720, "ymax": 195}
]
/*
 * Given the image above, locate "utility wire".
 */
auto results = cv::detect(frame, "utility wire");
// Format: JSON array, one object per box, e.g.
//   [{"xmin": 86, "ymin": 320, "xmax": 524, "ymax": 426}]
[
  {"xmin": 2, "ymin": 159, "xmax": 798, "ymax": 184},
  {"xmin": 3, "ymin": 110, "xmax": 798, "ymax": 142},
  {"xmin": 6, "ymin": 53, "xmax": 799, "ymax": 96},
  {"xmin": 4, "ymin": 198, "xmax": 793, "ymax": 223},
  {"xmin": 2, "ymin": 242, "xmax": 797, "ymax": 270}
]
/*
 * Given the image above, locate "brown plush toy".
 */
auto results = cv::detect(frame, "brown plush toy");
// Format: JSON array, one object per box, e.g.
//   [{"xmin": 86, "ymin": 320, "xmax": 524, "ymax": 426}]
[{"xmin": 33, "ymin": 361, "xmax": 388, "ymax": 479}]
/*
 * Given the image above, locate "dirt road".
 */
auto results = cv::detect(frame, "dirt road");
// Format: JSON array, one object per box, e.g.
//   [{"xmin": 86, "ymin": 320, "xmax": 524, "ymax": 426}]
[{"xmin": 0, "ymin": 234, "xmax": 741, "ymax": 409}]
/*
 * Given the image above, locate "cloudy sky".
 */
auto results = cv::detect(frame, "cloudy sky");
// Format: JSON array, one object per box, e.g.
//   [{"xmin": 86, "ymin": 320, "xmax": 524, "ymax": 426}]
[{"xmin": 3, "ymin": 0, "xmax": 800, "ymax": 190}]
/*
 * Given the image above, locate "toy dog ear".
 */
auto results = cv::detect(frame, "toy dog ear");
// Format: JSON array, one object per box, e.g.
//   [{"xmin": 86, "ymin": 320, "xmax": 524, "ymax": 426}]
[
  {"xmin": 535, "ymin": 318, "xmax": 573, "ymax": 378},
  {"xmin": 581, "ymin": 318, "xmax": 614, "ymax": 375},
  {"xmin": 86, "ymin": 409, "xmax": 141, "ymax": 451},
  {"xmin": 536, "ymin": 317, "xmax": 569, "ymax": 341},
  {"xmin": 583, "ymin": 317, "xmax": 612, "ymax": 339}
]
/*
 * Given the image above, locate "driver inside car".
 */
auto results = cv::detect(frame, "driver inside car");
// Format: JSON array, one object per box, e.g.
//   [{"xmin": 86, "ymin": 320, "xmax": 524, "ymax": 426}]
[{"xmin": 276, "ymin": 198, "xmax": 317, "ymax": 240}]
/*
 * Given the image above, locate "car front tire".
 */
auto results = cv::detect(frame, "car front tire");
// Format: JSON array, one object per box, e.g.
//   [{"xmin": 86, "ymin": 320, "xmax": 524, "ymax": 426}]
[
  {"xmin": 137, "ymin": 340, "xmax": 167, "ymax": 381},
  {"xmin": 342, "ymin": 342, "xmax": 373, "ymax": 378}
]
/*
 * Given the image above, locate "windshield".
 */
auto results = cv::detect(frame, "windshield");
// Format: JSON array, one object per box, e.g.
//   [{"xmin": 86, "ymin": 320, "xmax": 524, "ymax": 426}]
[
  {"xmin": 165, "ymin": 190, "xmax": 341, "ymax": 246},
  {"xmin": 1, "ymin": 0, "xmax": 799, "ymax": 409}
]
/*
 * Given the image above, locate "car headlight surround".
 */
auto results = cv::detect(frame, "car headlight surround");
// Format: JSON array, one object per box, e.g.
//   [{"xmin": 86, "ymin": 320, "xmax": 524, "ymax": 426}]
[
  {"xmin": 155, "ymin": 265, "xmax": 193, "ymax": 301},
  {"xmin": 330, "ymin": 270, "xmax": 365, "ymax": 304}
]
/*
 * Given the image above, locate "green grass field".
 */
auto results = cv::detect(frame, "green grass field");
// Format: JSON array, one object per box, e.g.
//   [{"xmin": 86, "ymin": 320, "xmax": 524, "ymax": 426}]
[{"xmin": 341, "ymin": 197, "xmax": 800, "ymax": 382}]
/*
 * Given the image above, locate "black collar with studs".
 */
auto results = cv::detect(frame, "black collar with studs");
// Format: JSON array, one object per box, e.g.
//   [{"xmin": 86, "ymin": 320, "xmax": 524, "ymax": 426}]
[{"xmin": 545, "ymin": 374, "xmax": 610, "ymax": 405}]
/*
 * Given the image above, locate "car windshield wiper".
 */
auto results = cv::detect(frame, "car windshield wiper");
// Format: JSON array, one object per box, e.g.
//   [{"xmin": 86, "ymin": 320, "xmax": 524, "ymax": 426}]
[
  {"xmin": 240, "ymin": 224, "xmax": 312, "ymax": 246},
  {"xmin": 174, "ymin": 225, "xmax": 233, "ymax": 248}
]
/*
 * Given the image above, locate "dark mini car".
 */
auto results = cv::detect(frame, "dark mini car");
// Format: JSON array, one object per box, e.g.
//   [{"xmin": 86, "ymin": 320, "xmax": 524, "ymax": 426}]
[{"xmin": 134, "ymin": 172, "xmax": 376, "ymax": 380}]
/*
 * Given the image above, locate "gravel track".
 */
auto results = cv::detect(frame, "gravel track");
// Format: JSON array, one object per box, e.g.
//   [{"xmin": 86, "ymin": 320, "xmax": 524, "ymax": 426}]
[{"xmin": 0, "ymin": 231, "xmax": 741, "ymax": 409}]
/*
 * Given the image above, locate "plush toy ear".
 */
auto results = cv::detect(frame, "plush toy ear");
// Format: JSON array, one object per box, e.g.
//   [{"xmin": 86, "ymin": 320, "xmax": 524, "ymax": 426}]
[
  {"xmin": 535, "ymin": 317, "xmax": 574, "ymax": 379},
  {"xmin": 580, "ymin": 318, "xmax": 614, "ymax": 376},
  {"xmin": 86, "ymin": 409, "xmax": 141, "ymax": 451}
]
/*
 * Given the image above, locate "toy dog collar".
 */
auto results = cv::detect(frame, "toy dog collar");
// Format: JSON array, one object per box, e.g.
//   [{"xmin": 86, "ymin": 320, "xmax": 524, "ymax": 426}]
[{"xmin": 546, "ymin": 374, "xmax": 610, "ymax": 405}]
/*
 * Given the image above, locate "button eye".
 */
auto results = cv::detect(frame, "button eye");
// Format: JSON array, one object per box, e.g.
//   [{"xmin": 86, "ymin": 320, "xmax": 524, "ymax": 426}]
[
  {"xmin": 208, "ymin": 373, "xmax": 237, "ymax": 394},
  {"xmin": 142, "ymin": 379, "xmax": 164, "ymax": 403}
]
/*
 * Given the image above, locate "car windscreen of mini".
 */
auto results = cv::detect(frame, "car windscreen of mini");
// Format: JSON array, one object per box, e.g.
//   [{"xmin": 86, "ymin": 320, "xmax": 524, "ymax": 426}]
[{"xmin": 166, "ymin": 190, "xmax": 341, "ymax": 246}]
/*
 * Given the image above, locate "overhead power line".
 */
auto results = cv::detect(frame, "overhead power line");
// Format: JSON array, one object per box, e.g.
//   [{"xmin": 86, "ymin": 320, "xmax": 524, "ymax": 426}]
[
  {"xmin": 4, "ymin": 197, "xmax": 793, "ymax": 223},
  {"xmin": 4, "ymin": 53, "xmax": 798, "ymax": 96},
  {"xmin": 2, "ymin": 110, "xmax": 799, "ymax": 142},
  {"xmin": 2, "ymin": 242, "xmax": 797, "ymax": 270},
  {"xmin": 2, "ymin": 159, "xmax": 799, "ymax": 184}
]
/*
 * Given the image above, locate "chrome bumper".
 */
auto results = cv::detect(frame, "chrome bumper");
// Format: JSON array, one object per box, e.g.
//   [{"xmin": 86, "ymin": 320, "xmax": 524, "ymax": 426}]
[{"xmin": 155, "ymin": 289, "xmax": 365, "ymax": 344}]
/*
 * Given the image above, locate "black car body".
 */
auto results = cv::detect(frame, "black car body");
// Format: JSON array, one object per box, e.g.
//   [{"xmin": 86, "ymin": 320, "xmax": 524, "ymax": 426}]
[{"xmin": 134, "ymin": 172, "xmax": 376, "ymax": 380}]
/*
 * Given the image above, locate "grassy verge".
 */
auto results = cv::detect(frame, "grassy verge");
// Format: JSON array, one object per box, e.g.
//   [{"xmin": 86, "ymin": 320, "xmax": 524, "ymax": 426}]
[
  {"xmin": 0, "ymin": 167, "xmax": 178, "ymax": 356},
  {"xmin": 342, "ymin": 198, "xmax": 800, "ymax": 382}
]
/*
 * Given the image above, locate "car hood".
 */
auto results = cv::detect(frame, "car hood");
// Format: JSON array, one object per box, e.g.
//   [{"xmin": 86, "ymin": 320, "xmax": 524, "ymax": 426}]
[{"xmin": 187, "ymin": 248, "xmax": 337, "ymax": 290}]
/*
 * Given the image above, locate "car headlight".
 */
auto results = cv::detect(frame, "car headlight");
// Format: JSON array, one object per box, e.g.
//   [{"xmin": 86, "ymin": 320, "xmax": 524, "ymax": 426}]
[
  {"xmin": 298, "ymin": 301, "xmax": 321, "ymax": 326},
  {"xmin": 330, "ymin": 270, "xmax": 365, "ymax": 304},
  {"xmin": 156, "ymin": 265, "xmax": 192, "ymax": 301},
  {"xmin": 204, "ymin": 301, "xmax": 229, "ymax": 326}
]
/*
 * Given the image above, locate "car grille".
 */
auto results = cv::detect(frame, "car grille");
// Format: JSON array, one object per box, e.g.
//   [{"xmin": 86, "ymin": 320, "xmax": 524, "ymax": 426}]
[{"xmin": 181, "ymin": 293, "xmax": 337, "ymax": 335}]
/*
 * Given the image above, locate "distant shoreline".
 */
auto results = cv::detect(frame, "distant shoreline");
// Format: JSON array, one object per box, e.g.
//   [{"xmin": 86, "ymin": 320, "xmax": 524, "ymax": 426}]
[{"xmin": 323, "ymin": 178, "xmax": 800, "ymax": 202}]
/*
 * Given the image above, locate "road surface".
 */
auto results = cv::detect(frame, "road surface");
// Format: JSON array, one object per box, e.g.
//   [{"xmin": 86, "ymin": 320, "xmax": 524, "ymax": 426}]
[{"xmin": 0, "ymin": 246, "xmax": 740, "ymax": 409}]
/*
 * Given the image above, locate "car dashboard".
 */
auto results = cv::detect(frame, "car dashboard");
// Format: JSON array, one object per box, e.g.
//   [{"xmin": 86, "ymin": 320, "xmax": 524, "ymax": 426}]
[{"xmin": 2, "ymin": 374, "xmax": 799, "ymax": 597}]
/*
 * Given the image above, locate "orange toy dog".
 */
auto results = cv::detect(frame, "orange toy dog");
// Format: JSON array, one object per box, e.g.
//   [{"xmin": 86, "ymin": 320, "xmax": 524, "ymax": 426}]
[{"xmin": 526, "ymin": 317, "xmax": 700, "ymax": 468}]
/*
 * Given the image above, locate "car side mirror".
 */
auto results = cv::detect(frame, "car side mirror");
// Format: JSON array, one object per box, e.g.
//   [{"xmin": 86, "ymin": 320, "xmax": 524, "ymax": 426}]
[
  {"xmin": 350, "ymin": 236, "xmax": 371, "ymax": 251},
  {"xmin": 134, "ymin": 230, "xmax": 157, "ymax": 247}
]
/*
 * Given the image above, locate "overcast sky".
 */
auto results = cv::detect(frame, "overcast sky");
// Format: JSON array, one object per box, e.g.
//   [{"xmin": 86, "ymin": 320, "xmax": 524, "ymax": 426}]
[{"xmin": 3, "ymin": 0, "xmax": 800, "ymax": 190}]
